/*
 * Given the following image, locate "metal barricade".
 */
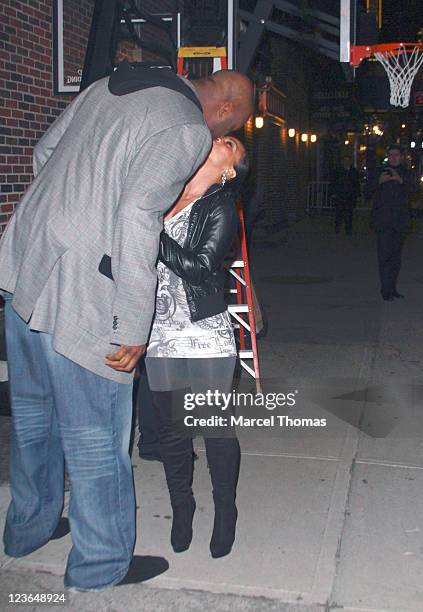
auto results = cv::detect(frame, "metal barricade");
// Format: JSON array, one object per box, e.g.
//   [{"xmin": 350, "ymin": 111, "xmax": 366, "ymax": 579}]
[
  {"xmin": 307, "ymin": 181, "xmax": 370, "ymax": 214},
  {"xmin": 306, "ymin": 181, "xmax": 333, "ymax": 214}
]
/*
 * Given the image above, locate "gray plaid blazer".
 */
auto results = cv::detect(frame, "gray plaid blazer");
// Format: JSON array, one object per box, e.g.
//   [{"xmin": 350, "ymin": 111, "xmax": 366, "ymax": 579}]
[{"xmin": 0, "ymin": 77, "xmax": 211, "ymax": 382}]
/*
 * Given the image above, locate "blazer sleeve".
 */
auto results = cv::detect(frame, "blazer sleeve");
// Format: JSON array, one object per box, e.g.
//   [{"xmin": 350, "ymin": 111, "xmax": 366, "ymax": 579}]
[
  {"xmin": 110, "ymin": 123, "xmax": 211, "ymax": 347},
  {"xmin": 32, "ymin": 87, "xmax": 89, "ymax": 177},
  {"xmin": 158, "ymin": 196, "xmax": 239, "ymax": 285}
]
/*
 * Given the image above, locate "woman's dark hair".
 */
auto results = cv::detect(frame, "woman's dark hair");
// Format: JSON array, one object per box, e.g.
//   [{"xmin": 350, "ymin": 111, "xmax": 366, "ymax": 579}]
[{"xmin": 226, "ymin": 151, "xmax": 250, "ymax": 195}]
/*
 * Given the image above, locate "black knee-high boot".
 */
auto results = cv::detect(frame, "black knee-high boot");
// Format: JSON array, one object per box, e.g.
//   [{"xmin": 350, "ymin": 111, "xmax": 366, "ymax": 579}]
[
  {"xmin": 153, "ymin": 389, "xmax": 195, "ymax": 553},
  {"xmin": 204, "ymin": 436, "xmax": 241, "ymax": 558}
]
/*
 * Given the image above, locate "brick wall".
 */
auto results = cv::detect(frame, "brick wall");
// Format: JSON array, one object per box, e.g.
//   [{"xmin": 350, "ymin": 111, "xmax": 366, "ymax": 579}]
[
  {"xmin": 0, "ymin": 0, "xmax": 93, "ymax": 238},
  {"xmin": 247, "ymin": 34, "xmax": 316, "ymax": 229}
]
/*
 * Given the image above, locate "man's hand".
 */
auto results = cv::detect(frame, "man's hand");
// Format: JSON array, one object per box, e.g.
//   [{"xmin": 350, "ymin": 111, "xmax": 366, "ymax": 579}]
[
  {"xmin": 379, "ymin": 169, "xmax": 403, "ymax": 185},
  {"xmin": 389, "ymin": 168, "xmax": 403, "ymax": 183},
  {"xmin": 379, "ymin": 172, "xmax": 393, "ymax": 184},
  {"xmin": 105, "ymin": 345, "xmax": 146, "ymax": 372}
]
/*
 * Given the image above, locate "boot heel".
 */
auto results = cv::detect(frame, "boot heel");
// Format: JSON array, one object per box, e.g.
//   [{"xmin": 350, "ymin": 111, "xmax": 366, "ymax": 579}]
[
  {"xmin": 171, "ymin": 497, "xmax": 196, "ymax": 553},
  {"xmin": 210, "ymin": 504, "xmax": 238, "ymax": 558}
]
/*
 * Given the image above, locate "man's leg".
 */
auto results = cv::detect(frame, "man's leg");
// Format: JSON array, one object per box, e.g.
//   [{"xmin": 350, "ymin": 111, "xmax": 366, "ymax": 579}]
[
  {"xmin": 39, "ymin": 334, "xmax": 135, "ymax": 591},
  {"xmin": 345, "ymin": 204, "xmax": 353, "ymax": 235},
  {"xmin": 376, "ymin": 230, "xmax": 394, "ymax": 299},
  {"xmin": 391, "ymin": 230, "xmax": 404, "ymax": 293},
  {"xmin": 334, "ymin": 201, "xmax": 342, "ymax": 233},
  {"xmin": 3, "ymin": 295, "xmax": 64, "ymax": 557}
]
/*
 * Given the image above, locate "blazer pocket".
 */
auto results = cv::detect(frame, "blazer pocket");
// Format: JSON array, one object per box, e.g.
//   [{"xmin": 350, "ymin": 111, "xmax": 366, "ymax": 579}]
[{"xmin": 99, "ymin": 254, "xmax": 114, "ymax": 281}]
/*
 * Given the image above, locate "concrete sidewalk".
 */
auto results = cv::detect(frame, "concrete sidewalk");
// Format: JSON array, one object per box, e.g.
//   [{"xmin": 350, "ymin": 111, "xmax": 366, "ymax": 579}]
[{"xmin": 1, "ymin": 223, "xmax": 423, "ymax": 611}]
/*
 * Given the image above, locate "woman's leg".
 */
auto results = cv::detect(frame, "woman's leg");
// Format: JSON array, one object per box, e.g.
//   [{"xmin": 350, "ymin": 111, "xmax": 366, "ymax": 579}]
[
  {"xmin": 204, "ymin": 436, "xmax": 240, "ymax": 558},
  {"xmin": 188, "ymin": 357, "xmax": 240, "ymax": 557},
  {"xmin": 145, "ymin": 358, "xmax": 195, "ymax": 552}
]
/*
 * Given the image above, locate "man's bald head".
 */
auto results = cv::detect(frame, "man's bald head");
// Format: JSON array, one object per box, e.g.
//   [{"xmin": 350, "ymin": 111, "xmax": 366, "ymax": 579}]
[{"xmin": 191, "ymin": 70, "xmax": 255, "ymax": 138}]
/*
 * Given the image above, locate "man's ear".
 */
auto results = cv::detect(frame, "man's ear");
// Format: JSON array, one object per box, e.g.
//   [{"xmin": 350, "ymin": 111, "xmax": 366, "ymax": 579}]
[{"xmin": 218, "ymin": 101, "xmax": 233, "ymax": 119}]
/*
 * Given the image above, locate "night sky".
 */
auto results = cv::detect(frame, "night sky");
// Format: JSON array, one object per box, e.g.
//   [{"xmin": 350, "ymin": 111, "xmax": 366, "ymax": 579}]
[
  {"xmin": 307, "ymin": 0, "xmax": 423, "ymax": 42},
  {"xmin": 381, "ymin": 0, "xmax": 423, "ymax": 42},
  {"xmin": 241, "ymin": 0, "xmax": 423, "ymax": 44}
]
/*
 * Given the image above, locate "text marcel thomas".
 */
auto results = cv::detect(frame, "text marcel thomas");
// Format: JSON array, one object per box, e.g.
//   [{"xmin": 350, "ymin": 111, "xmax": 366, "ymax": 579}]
[{"xmin": 183, "ymin": 390, "xmax": 327, "ymax": 428}]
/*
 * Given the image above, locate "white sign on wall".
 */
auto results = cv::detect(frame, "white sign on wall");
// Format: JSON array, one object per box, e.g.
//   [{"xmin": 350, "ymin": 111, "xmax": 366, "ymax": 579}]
[{"xmin": 53, "ymin": 0, "xmax": 94, "ymax": 94}]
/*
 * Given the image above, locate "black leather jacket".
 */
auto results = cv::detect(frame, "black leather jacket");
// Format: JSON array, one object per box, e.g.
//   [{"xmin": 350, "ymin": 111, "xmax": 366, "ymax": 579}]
[{"xmin": 159, "ymin": 185, "xmax": 239, "ymax": 322}]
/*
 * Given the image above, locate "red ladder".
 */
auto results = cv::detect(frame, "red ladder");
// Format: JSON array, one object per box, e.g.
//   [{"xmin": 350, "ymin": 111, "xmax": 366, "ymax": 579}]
[
  {"xmin": 228, "ymin": 204, "xmax": 262, "ymax": 393},
  {"xmin": 177, "ymin": 46, "xmax": 228, "ymax": 76}
]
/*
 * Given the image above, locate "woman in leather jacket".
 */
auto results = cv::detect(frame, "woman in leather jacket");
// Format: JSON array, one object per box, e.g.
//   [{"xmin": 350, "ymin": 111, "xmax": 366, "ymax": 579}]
[{"xmin": 145, "ymin": 136, "xmax": 248, "ymax": 559}]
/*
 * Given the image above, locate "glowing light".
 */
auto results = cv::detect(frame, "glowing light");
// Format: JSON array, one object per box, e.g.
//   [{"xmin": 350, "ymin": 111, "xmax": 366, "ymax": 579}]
[
  {"xmin": 288, "ymin": 128, "xmax": 296, "ymax": 138},
  {"xmin": 310, "ymin": 134, "xmax": 317, "ymax": 143},
  {"xmin": 411, "ymin": 141, "xmax": 416, "ymax": 148},
  {"xmin": 344, "ymin": 139, "xmax": 350, "ymax": 145},
  {"xmin": 401, "ymin": 123, "xmax": 406, "ymax": 129},
  {"xmin": 301, "ymin": 133, "xmax": 309, "ymax": 143},
  {"xmin": 255, "ymin": 116, "xmax": 264, "ymax": 129}
]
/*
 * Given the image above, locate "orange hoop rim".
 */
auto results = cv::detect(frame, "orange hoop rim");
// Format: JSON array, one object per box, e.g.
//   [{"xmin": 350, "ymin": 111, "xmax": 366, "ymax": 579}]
[{"xmin": 350, "ymin": 42, "xmax": 423, "ymax": 68}]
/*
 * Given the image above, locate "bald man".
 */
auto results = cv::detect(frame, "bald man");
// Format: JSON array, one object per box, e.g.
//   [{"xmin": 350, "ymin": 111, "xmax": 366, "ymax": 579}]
[
  {"xmin": 192, "ymin": 69, "xmax": 255, "ymax": 137},
  {"xmin": 0, "ymin": 65, "xmax": 253, "ymax": 591}
]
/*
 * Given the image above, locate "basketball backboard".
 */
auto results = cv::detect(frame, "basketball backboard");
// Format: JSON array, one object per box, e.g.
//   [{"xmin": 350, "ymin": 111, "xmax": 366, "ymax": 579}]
[
  {"xmin": 340, "ymin": 0, "xmax": 381, "ymax": 64},
  {"xmin": 340, "ymin": 0, "xmax": 354, "ymax": 63}
]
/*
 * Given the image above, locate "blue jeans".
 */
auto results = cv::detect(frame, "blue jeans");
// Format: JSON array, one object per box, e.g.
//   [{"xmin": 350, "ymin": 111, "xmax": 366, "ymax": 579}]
[{"xmin": 3, "ymin": 294, "xmax": 135, "ymax": 590}]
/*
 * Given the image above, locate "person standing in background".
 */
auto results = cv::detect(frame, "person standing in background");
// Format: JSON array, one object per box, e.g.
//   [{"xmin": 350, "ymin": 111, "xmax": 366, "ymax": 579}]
[
  {"xmin": 331, "ymin": 155, "xmax": 361, "ymax": 236},
  {"xmin": 371, "ymin": 144, "xmax": 413, "ymax": 301}
]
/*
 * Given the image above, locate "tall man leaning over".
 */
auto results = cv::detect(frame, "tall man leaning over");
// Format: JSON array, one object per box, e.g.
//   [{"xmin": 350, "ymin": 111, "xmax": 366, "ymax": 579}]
[{"xmin": 0, "ymin": 67, "xmax": 254, "ymax": 591}]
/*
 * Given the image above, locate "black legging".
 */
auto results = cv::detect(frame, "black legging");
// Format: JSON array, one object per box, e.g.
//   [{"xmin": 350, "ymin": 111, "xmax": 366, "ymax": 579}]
[{"xmin": 145, "ymin": 357, "xmax": 240, "ymax": 509}]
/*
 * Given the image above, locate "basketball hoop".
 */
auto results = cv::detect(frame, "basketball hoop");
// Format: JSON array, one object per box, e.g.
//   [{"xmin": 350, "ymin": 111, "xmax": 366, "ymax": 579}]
[{"xmin": 350, "ymin": 43, "xmax": 423, "ymax": 108}]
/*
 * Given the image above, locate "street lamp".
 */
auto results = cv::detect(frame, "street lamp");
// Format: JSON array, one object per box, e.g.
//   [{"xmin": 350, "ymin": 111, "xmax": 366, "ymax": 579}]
[
  {"xmin": 310, "ymin": 134, "xmax": 317, "ymax": 143},
  {"xmin": 288, "ymin": 128, "xmax": 296, "ymax": 138},
  {"xmin": 301, "ymin": 133, "xmax": 308, "ymax": 143},
  {"xmin": 255, "ymin": 116, "xmax": 264, "ymax": 129}
]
